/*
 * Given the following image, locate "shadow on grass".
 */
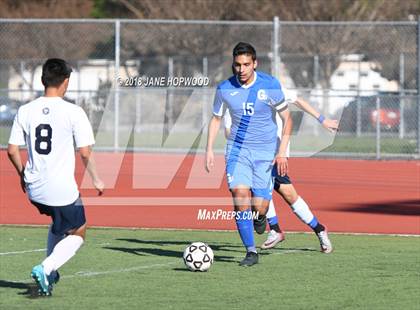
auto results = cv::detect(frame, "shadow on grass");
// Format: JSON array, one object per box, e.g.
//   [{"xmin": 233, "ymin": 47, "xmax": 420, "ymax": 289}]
[
  {"xmin": 116, "ymin": 238, "xmax": 244, "ymax": 251},
  {"xmin": 334, "ymin": 199, "xmax": 420, "ymax": 216},
  {"xmin": 172, "ymin": 268, "xmax": 194, "ymax": 272},
  {"xmin": 0, "ymin": 280, "xmax": 42, "ymax": 298},
  {"xmin": 104, "ymin": 244, "xmax": 237, "ymax": 263},
  {"xmin": 114, "ymin": 238, "xmax": 245, "ymax": 255},
  {"xmin": 105, "ymin": 238, "xmax": 317, "ymax": 264},
  {"xmin": 261, "ymin": 247, "xmax": 319, "ymax": 254}
]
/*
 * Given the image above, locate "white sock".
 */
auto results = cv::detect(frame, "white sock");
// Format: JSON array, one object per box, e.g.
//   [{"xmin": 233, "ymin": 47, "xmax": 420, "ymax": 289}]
[
  {"xmin": 47, "ymin": 225, "xmax": 65, "ymax": 256},
  {"xmin": 290, "ymin": 196, "xmax": 314, "ymax": 224},
  {"xmin": 42, "ymin": 235, "xmax": 84, "ymax": 275},
  {"xmin": 266, "ymin": 200, "xmax": 277, "ymax": 219}
]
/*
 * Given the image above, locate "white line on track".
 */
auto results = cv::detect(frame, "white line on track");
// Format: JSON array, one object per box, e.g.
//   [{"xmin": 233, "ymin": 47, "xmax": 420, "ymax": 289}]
[
  {"xmin": 1, "ymin": 224, "xmax": 419, "ymax": 237},
  {"xmin": 0, "ymin": 248, "xmax": 46, "ymax": 256}
]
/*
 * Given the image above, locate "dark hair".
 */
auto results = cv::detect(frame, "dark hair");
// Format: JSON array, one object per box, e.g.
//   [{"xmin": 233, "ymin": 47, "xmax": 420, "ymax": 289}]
[
  {"xmin": 41, "ymin": 58, "xmax": 72, "ymax": 87},
  {"xmin": 232, "ymin": 42, "xmax": 257, "ymax": 61}
]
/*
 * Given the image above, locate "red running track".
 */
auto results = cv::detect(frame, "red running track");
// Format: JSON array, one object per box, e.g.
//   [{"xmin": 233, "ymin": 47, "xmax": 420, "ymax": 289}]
[{"xmin": 1, "ymin": 150, "xmax": 419, "ymax": 235}]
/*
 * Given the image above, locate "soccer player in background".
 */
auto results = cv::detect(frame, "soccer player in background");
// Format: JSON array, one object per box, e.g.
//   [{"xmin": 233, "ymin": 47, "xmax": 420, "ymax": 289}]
[
  {"xmin": 206, "ymin": 42, "xmax": 292, "ymax": 266},
  {"xmin": 224, "ymin": 91, "xmax": 336, "ymax": 253},
  {"xmin": 7, "ymin": 58, "xmax": 104, "ymax": 295}
]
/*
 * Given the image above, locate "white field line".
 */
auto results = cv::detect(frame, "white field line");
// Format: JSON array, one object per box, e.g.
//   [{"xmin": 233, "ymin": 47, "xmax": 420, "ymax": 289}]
[
  {"xmin": 8, "ymin": 261, "xmax": 179, "ymax": 284},
  {"xmin": 1, "ymin": 224, "xmax": 419, "ymax": 237},
  {"xmin": 4, "ymin": 249, "xmax": 312, "ymax": 284},
  {"xmin": 0, "ymin": 248, "xmax": 46, "ymax": 256}
]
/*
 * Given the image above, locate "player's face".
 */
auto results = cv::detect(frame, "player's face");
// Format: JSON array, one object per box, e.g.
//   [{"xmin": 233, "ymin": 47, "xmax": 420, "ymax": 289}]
[{"xmin": 233, "ymin": 54, "xmax": 257, "ymax": 85}]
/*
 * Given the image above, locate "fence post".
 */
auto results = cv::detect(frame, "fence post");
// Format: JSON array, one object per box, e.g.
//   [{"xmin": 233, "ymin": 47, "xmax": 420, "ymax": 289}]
[
  {"xmin": 417, "ymin": 16, "xmax": 420, "ymax": 156},
  {"xmin": 114, "ymin": 20, "xmax": 121, "ymax": 152},
  {"xmin": 167, "ymin": 56, "xmax": 174, "ymax": 128},
  {"xmin": 399, "ymin": 53, "xmax": 405, "ymax": 139},
  {"xmin": 136, "ymin": 59, "xmax": 141, "ymax": 134},
  {"xmin": 376, "ymin": 96, "xmax": 381, "ymax": 159},
  {"xmin": 356, "ymin": 59, "xmax": 362, "ymax": 137},
  {"xmin": 313, "ymin": 55, "xmax": 319, "ymax": 87},
  {"xmin": 202, "ymin": 56, "xmax": 208, "ymax": 129},
  {"xmin": 272, "ymin": 16, "xmax": 280, "ymax": 78}
]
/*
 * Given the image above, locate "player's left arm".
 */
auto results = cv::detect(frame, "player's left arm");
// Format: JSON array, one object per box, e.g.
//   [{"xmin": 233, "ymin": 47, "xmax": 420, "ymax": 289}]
[
  {"xmin": 7, "ymin": 109, "xmax": 26, "ymax": 193},
  {"xmin": 78, "ymin": 146, "xmax": 104, "ymax": 195},
  {"xmin": 274, "ymin": 107, "xmax": 293, "ymax": 177},
  {"xmin": 293, "ymin": 97, "xmax": 339, "ymax": 132},
  {"xmin": 7, "ymin": 144, "xmax": 25, "ymax": 193},
  {"xmin": 73, "ymin": 107, "xmax": 104, "ymax": 195}
]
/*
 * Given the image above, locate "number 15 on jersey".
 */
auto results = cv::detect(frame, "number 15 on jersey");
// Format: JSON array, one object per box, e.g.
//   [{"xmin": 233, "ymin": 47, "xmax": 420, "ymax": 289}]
[{"xmin": 242, "ymin": 102, "xmax": 254, "ymax": 116}]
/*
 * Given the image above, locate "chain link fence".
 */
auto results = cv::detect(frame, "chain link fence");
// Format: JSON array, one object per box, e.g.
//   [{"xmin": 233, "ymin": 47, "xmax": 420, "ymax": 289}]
[{"xmin": 0, "ymin": 19, "xmax": 419, "ymax": 159}]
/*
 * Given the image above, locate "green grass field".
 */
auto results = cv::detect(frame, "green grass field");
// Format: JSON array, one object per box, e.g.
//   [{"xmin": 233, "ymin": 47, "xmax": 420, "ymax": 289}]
[{"xmin": 0, "ymin": 226, "xmax": 419, "ymax": 309}]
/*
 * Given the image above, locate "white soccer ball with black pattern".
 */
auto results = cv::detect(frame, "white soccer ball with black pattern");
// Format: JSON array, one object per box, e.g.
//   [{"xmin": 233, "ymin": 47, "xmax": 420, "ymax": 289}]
[{"xmin": 183, "ymin": 242, "xmax": 214, "ymax": 272}]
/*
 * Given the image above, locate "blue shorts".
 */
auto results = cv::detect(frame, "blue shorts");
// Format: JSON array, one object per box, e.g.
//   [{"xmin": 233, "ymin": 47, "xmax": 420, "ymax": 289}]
[
  {"xmin": 225, "ymin": 143, "xmax": 275, "ymax": 200},
  {"xmin": 30, "ymin": 197, "xmax": 86, "ymax": 235}
]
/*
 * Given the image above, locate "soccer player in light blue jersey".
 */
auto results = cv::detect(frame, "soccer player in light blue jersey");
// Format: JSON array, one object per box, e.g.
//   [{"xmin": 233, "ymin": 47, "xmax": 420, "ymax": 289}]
[
  {"xmin": 224, "ymin": 92, "xmax": 336, "ymax": 253},
  {"xmin": 205, "ymin": 42, "xmax": 293, "ymax": 266}
]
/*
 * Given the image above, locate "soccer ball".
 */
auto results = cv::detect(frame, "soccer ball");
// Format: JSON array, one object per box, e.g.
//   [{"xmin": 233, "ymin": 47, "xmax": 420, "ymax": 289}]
[{"xmin": 183, "ymin": 242, "xmax": 214, "ymax": 272}]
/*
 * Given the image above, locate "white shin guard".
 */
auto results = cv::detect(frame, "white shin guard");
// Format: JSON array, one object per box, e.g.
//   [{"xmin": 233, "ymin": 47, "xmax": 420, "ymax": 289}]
[{"xmin": 290, "ymin": 196, "xmax": 315, "ymax": 225}]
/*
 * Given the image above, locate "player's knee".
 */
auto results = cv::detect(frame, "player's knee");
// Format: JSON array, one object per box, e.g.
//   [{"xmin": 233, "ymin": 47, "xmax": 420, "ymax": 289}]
[
  {"xmin": 231, "ymin": 188, "xmax": 250, "ymax": 210},
  {"xmin": 231, "ymin": 188, "xmax": 249, "ymax": 199},
  {"xmin": 68, "ymin": 223, "xmax": 87, "ymax": 240}
]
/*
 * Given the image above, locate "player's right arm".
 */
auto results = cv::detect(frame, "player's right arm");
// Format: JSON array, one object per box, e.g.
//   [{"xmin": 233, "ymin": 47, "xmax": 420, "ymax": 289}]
[
  {"xmin": 206, "ymin": 86, "xmax": 225, "ymax": 173},
  {"xmin": 205, "ymin": 115, "xmax": 222, "ymax": 173},
  {"xmin": 283, "ymin": 89, "xmax": 338, "ymax": 132},
  {"xmin": 293, "ymin": 97, "xmax": 339, "ymax": 132}
]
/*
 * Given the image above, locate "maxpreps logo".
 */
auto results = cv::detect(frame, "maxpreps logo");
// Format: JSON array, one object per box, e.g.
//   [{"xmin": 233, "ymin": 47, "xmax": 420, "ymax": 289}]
[{"xmin": 197, "ymin": 209, "xmax": 259, "ymax": 221}]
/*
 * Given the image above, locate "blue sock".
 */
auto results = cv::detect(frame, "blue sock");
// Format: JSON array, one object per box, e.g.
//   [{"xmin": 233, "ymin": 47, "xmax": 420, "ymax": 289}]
[
  {"xmin": 268, "ymin": 216, "xmax": 278, "ymax": 226},
  {"xmin": 309, "ymin": 216, "xmax": 319, "ymax": 229},
  {"xmin": 235, "ymin": 209, "xmax": 256, "ymax": 253}
]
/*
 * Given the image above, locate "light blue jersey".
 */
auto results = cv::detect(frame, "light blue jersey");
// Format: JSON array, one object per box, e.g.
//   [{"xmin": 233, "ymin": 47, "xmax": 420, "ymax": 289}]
[
  {"xmin": 213, "ymin": 71, "xmax": 286, "ymax": 149},
  {"xmin": 212, "ymin": 71, "xmax": 287, "ymax": 199}
]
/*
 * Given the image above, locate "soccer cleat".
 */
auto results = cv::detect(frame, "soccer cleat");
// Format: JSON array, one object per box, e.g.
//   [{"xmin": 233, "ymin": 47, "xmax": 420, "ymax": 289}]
[
  {"xmin": 31, "ymin": 265, "xmax": 51, "ymax": 296},
  {"xmin": 316, "ymin": 229, "xmax": 333, "ymax": 253},
  {"xmin": 239, "ymin": 251, "xmax": 259, "ymax": 267},
  {"xmin": 47, "ymin": 270, "xmax": 60, "ymax": 285},
  {"xmin": 253, "ymin": 215, "xmax": 267, "ymax": 235},
  {"xmin": 47, "ymin": 270, "xmax": 60, "ymax": 292},
  {"xmin": 261, "ymin": 230, "xmax": 285, "ymax": 249}
]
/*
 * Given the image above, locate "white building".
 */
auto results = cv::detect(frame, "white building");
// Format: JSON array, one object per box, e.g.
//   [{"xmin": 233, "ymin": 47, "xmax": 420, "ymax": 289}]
[
  {"xmin": 311, "ymin": 55, "xmax": 399, "ymax": 115},
  {"xmin": 8, "ymin": 60, "xmax": 139, "ymax": 102}
]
